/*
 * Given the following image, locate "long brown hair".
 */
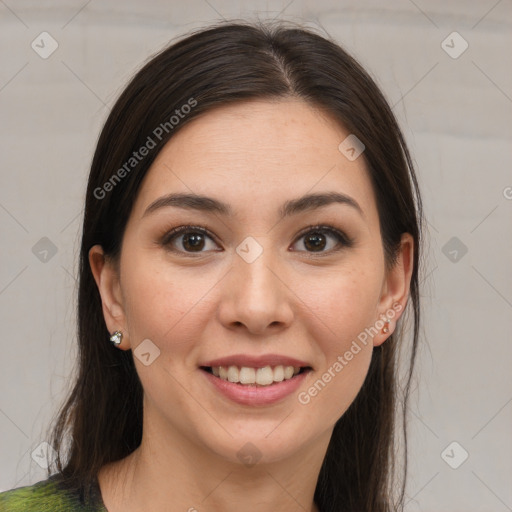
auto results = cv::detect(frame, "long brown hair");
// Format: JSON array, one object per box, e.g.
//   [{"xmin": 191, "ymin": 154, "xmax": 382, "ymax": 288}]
[{"xmin": 47, "ymin": 20, "xmax": 423, "ymax": 512}]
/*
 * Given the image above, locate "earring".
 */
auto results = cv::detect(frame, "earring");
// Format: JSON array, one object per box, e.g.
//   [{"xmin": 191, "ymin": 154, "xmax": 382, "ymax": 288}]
[
  {"xmin": 382, "ymin": 319, "xmax": 390, "ymax": 334},
  {"xmin": 110, "ymin": 330, "xmax": 123, "ymax": 347}
]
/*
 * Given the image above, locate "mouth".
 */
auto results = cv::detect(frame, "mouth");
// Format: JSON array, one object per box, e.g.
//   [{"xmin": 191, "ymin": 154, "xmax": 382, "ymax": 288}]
[
  {"xmin": 198, "ymin": 354, "xmax": 313, "ymax": 405},
  {"xmin": 200, "ymin": 365, "xmax": 312, "ymax": 387}
]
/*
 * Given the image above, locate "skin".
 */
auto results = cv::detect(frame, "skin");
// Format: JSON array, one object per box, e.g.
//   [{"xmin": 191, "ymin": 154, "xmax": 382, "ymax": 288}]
[{"xmin": 90, "ymin": 98, "xmax": 414, "ymax": 512}]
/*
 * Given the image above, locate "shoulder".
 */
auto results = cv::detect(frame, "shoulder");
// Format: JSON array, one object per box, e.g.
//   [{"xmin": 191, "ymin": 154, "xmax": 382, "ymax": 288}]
[{"xmin": 0, "ymin": 474, "xmax": 107, "ymax": 512}]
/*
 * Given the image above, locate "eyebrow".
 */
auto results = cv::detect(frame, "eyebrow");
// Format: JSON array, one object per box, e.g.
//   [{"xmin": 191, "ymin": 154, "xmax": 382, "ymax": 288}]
[{"xmin": 142, "ymin": 191, "xmax": 364, "ymax": 219}]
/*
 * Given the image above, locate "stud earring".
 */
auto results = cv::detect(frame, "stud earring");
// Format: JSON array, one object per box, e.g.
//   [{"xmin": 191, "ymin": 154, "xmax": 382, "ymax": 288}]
[
  {"xmin": 382, "ymin": 319, "xmax": 390, "ymax": 334},
  {"xmin": 110, "ymin": 330, "xmax": 123, "ymax": 347}
]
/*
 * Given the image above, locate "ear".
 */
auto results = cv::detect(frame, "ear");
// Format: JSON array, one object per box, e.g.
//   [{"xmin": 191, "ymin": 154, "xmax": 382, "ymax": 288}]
[
  {"xmin": 373, "ymin": 233, "xmax": 414, "ymax": 347},
  {"xmin": 89, "ymin": 245, "xmax": 129, "ymax": 350}
]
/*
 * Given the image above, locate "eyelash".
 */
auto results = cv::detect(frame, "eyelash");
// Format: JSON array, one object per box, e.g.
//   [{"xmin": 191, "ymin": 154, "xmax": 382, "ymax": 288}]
[{"xmin": 160, "ymin": 224, "xmax": 354, "ymax": 257}]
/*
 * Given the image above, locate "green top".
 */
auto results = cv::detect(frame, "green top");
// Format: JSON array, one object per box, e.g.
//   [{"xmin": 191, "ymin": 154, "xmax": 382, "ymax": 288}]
[{"xmin": 0, "ymin": 474, "xmax": 108, "ymax": 511}]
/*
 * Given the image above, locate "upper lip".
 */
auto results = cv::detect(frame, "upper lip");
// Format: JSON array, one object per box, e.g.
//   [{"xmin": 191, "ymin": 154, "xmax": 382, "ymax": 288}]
[{"xmin": 201, "ymin": 354, "xmax": 312, "ymax": 369}]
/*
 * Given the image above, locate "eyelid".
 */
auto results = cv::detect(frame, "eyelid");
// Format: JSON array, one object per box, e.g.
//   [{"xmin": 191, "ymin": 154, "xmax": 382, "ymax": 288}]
[
  {"xmin": 293, "ymin": 223, "xmax": 352, "ymax": 243},
  {"xmin": 160, "ymin": 224, "xmax": 220, "ymax": 248},
  {"xmin": 290, "ymin": 224, "xmax": 354, "ymax": 252},
  {"xmin": 160, "ymin": 223, "xmax": 353, "ymax": 254}
]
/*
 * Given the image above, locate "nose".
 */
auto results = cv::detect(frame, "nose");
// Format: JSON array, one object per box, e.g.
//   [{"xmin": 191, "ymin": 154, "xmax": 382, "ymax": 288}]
[{"xmin": 216, "ymin": 240, "xmax": 294, "ymax": 336}]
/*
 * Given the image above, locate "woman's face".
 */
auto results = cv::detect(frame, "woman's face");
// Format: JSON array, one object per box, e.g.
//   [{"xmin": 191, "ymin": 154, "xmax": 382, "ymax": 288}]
[{"xmin": 92, "ymin": 98, "xmax": 412, "ymax": 465}]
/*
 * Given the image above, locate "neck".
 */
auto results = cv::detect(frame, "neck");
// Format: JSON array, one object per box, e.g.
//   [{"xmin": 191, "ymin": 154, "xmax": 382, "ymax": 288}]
[{"xmin": 98, "ymin": 416, "xmax": 329, "ymax": 512}]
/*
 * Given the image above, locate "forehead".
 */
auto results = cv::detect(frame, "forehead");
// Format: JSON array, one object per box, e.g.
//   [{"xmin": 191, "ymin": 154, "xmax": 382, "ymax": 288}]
[{"xmin": 131, "ymin": 99, "xmax": 378, "ymax": 223}]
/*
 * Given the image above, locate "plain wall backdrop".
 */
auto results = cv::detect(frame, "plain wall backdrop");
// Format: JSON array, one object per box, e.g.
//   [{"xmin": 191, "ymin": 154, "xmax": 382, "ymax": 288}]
[{"xmin": 1, "ymin": 1, "xmax": 511, "ymax": 510}]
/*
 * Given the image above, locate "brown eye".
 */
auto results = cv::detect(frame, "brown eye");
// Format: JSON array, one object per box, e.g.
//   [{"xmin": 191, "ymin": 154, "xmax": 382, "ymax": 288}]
[
  {"xmin": 303, "ymin": 232, "xmax": 328, "ymax": 252},
  {"xmin": 162, "ymin": 226, "xmax": 219, "ymax": 254},
  {"xmin": 181, "ymin": 232, "xmax": 206, "ymax": 251},
  {"xmin": 161, "ymin": 224, "xmax": 352, "ymax": 256},
  {"xmin": 291, "ymin": 225, "xmax": 353, "ymax": 254}
]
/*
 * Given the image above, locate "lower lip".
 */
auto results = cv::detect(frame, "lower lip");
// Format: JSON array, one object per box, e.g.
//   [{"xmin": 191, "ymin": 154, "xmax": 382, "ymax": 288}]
[{"xmin": 201, "ymin": 368, "xmax": 310, "ymax": 406}]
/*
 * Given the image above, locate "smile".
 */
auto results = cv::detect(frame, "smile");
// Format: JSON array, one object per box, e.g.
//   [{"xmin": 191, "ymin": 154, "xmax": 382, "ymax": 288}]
[
  {"xmin": 200, "ymin": 365, "xmax": 312, "ymax": 406},
  {"xmin": 203, "ymin": 365, "xmax": 307, "ymax": 386}
]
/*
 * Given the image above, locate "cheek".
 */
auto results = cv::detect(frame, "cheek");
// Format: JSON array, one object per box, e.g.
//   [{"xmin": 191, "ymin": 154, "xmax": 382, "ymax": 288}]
[
  {"xmin": 293, "ymin": 264, "xmax": 381, "ymax": 421},
  {"xmin": 300, "ymin": 345, "xmax": 373, "ymax": 429},
  {"xmin": 120, "ymin": 250, "xmax": 219, "ymax": 354},
  {"xmin": 123, "ymin": 267, "xmax": 179, "ymax": 339},
  {"xmin": 299, "ymin": 263, "xmax": 383, "ymax": 349}
]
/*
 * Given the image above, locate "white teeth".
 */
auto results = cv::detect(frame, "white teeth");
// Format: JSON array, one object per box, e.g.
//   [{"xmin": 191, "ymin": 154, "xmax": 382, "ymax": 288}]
[
  {"xmin": 227, "ymin": 365, "xmax": 239, "ymax": 383},
  {"xmin": 256, "ymin": 366, "xmax": 274, "ymax": 386},
  {"xmin": 239, "ymin": 367, "xmax": 256, "ymax": 384},
  {"xmin": 284, "ymin": 366, "xmax": 294, "ymax": 379},
  {"xmin": 273, "ymin": 365, "xmax": 284, "ymax": 382},
  {"xmin": 211, "ymin": 365, "xmax": 303, "ymax": 386}
]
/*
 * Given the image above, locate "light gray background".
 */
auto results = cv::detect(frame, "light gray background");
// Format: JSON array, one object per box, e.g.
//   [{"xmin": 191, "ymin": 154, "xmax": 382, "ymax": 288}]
[{"xmin": 1, "ymin": 1, "xmax": 511, "ymax": 510}]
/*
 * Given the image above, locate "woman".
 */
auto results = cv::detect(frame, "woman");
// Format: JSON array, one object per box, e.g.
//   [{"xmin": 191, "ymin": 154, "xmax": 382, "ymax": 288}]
[{"xmin": 0, "ymin": 20, "xmax": 422, "ymax": 512}]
